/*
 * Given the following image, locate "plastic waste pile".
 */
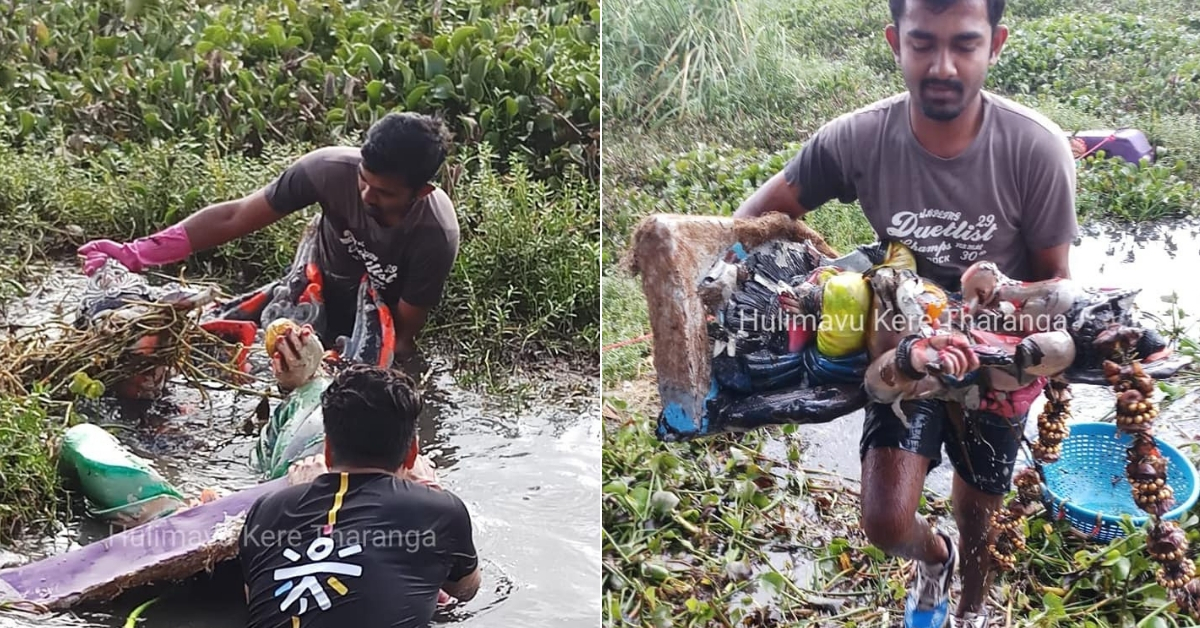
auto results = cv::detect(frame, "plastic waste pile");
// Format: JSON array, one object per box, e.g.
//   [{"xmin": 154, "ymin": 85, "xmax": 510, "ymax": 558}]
[{"xmin": 680, "ymin": 238, "xmax": 946, "ymax": 439}]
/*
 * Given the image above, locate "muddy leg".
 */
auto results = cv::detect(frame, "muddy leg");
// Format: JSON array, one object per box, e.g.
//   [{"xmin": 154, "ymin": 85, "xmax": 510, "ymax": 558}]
[
  {"xmin": 858, "ymin": 400, "xmax": 951, "ymax": 565},
  {"xmin": 943, "ymin": 405, "xmax": 1028, "ymax": 618},
  {"xmin": 951, "ymin": 473, "xmax": 1002, "ymax": 616},
  {"xmin": 860, "ymin": 447, "xmax": 948, "ymax": 564}
]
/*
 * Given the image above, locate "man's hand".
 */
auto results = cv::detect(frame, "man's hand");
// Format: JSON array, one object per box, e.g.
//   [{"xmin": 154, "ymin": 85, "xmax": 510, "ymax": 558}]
[
  {"xmin": 402, "ymin": 454, "xmax": 441, "ymax": 488},
  {"xmin": 78, "ymin": 223, "xmax": 194, "ymax": 276},
  {"xmin": 78, "ymin": 239, "xmax": 143, "ymax": 275},
  {"xmin": 909, "ymin": 333, "xmax": 980, "ymax": 378},
  {"xmin": 286, "ymin": 455, "xmax": 328, "ymax": 486},
  {"xmin": 442, "ymin": 568, "xmax": 481, "ymax": 603},
  {"xmin": 271, "ymin": 324, "xmax": 324, "ymax": 391}
]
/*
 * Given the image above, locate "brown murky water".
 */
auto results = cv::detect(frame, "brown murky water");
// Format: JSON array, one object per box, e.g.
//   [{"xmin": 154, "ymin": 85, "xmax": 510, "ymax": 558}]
[{"xmin": 0, "ymin": 267, "xmax": 601, "ymax": 628}]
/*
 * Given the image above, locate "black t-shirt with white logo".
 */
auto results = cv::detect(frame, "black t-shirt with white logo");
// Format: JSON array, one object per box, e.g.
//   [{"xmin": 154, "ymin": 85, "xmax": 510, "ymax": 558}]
[{"xmin": 238, "ymin": 472, "xmax": 478, "ymax": 628}]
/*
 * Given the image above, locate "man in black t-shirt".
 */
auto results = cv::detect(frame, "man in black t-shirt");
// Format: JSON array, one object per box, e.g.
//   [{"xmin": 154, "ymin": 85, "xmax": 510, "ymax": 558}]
[{"xmin": 238, "ymin": 365, "xmax": 480, "ymax": 628}]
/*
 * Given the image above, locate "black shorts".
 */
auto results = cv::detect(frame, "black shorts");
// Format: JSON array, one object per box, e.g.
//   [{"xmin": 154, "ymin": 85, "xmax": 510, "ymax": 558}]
[{"xmin": 859, "ymin": 399, "xmax": 1029, "ymax": 496}]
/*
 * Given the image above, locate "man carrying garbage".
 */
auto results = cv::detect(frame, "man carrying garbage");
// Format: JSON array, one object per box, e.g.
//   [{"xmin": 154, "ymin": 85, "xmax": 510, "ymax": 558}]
[
  {"xmin": 731, "ymin": 0, "xmax": 1077, "ymax": 626},
  {"xmin": 77, "ymin": 112, "xmax": 460, "ymax": 366}
]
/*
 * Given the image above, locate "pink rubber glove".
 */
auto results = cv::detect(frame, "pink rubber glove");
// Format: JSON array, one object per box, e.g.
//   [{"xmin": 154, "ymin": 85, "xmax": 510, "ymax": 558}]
[{"xmin": 78, "ymin": 224, "xmax": 193, "ymax": 276}]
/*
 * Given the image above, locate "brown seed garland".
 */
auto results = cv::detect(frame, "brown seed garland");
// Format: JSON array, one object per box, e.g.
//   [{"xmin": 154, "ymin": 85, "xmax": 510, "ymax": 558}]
[
  {"xmin": 1103, "ymin": 355, "xmax": 1200, "ymax": 617},
  {"xmin": 987, "ymin": 327, "xmax": 1200, "ymax": 621}
]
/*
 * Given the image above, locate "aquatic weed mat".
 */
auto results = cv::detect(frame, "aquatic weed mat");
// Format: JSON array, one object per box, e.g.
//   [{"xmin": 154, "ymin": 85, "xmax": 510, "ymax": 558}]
[
  {"xmin": 601, "ymin": 400, "xmax": 900, "ymax": 627},
  {"xmin": 0, "ymin": 299, "xmax": 264, "ymax": 402},
  {"xmin": 601, "ymin": 395, "xmax": 1200, "ymax": 627},
  {"xmin": 0, "ymin": 292, "xmax": 272, "ymax": 540}
]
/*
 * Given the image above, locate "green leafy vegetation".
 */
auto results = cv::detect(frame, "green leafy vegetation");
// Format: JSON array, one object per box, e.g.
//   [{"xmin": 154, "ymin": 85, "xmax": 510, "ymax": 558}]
[{"xmin": 1, "ymin": 0, "xmax": 599, "ymax": 178}]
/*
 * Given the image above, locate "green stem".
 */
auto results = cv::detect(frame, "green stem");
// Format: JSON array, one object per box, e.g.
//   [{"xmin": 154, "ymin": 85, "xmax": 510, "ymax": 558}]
[
  {"xmin": 1137, "ymin": 598, "xmax": 1178, "ymax": 628},
  {"xmin": 124, "ymin": 596, "xmax": 159, "ymax": 628}
]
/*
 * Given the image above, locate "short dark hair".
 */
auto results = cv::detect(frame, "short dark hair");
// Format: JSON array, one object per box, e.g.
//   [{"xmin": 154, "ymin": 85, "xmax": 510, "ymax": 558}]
[
  {"xmin": 889, "ymin": 0, "xmax": 1006, "ymax": 30},
  {"xmin": 360, "ymin": 112, "xmax": 452, "ymax": 189},
  {"xmin": 321, "ymin": 364, "xmax": 422, "ymax": 470}
]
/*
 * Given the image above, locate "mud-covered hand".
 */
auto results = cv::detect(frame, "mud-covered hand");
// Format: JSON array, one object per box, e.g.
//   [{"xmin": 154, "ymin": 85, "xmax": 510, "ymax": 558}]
[
  {"xmin": 287, "ymin": 455, "xmax": 328, "ymax": 486},
  {"xmin": 903, "ymin": 333, "xmax": 981, "ymax": 379},
  {"xmin": 271, "ymin": 324, "xmax": 325, "ymax": 390},
  {"xmin": 77, "ymin": 224, "xmax": 193, "ymax": 276}
]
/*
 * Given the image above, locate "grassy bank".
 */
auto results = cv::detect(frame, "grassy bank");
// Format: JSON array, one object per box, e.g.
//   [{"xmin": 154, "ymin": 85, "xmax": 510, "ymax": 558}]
[
  {"xmin": 0, "ymin": 0, "xmax": 598, "ymax": 542},
  {"xmin": 602, "ymin": 0, "xmax": 1200, "ymax": 625}
]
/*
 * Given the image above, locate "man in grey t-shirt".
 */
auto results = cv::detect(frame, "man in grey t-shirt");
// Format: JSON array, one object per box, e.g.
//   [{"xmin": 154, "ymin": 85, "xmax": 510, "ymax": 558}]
[
  {"xmin": 78, "ymin": 113, "xmax": 459, "ymax": 364},
  {"xmin": 733, "ymin": 1, "xmax": 1076, "ymax": 626}
]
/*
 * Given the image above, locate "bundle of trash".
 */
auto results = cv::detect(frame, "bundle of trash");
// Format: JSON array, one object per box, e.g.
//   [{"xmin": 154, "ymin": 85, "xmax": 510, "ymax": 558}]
[
  {"xmin": 705, "ymin": 240, "xmax": 867, "ymax": 391},
  {"xmin": 685, "ymin": 237, "xmax": 947, "ymax": 438}
]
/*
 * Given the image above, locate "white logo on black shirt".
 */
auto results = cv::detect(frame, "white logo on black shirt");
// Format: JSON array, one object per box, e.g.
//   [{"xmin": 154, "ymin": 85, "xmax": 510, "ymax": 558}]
[{"xmin": 273, "ymin": 537, "xmax": 364, "ymax": 615}]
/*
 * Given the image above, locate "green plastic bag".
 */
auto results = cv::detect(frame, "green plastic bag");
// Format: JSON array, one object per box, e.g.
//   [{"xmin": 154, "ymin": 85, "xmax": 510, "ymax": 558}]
[
  {"xmin": 255, "ymin": 376, "xmax": 330, "ymax": 480},
  {"xmin": 59, "ymin": 423, "xmax": 186, "ymax": 525}
]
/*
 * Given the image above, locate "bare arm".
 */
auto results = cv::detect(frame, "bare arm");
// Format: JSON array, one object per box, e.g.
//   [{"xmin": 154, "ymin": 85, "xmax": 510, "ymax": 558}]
[
  {"xmin": 732, "ymin": 172, "xmax": 810, "ymax": 220},
  {"xmin": 1028, "ymin": 242, "xmax": 1071, "ymax": 281},
  {"xmin": 438, "ymin": 495, "xmax": 480, "ymax": 602},
  {"xmin": 393, "ymin": 299, "xmax": 431, "ymax": 359},
  {"xmin": 1021, "ymin": 131, "xmax": 1077, "ymax": 280},
  {"xmin": 178, "ymin": 188, "xmax": 287, "ymax": 252},
  {"xmin": 441, "ymin": 566, "xmax": 481, "ymax": 602}
]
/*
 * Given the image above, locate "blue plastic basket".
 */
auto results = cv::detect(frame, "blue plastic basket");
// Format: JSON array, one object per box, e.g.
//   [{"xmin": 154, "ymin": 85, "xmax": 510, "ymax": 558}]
[{"xmin": 1040, "ymin": 422, "xmax": 1200, "ymax": 542}]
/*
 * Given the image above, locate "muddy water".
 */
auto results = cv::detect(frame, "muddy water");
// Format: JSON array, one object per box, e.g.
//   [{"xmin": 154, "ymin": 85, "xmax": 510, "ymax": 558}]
[
  {"xmin": 0, "ymin": 266, "xmax": 601, "ymax": 628},
  {"xmin": 797, "ymin": 217, "xmax": 1200, "ymax": 497}
]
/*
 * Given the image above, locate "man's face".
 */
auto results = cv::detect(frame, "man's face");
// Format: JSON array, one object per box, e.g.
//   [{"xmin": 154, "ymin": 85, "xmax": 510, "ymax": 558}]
[
  {"xmin": 358, "ymin": 164, "xmax": 418, "ymax": 220},
  {"xmin": 885, "ymin": 0, "xmax": 1007, "ymax": 122}
]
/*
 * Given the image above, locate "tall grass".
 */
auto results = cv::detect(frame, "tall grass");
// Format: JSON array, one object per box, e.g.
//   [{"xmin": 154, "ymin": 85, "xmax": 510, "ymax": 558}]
[
  {"xmin": 603, "ymin": 0, "xmax": 893, "ymax": 123},
  {"xmin": 0, "ymin": 392, "xmax": 67, "ymax": 542},
  {"xmin": 435, "ymin": 143, "xmax": 600, "ymax": 369},
  {"xmin": 600, "ymin": 271, "xmax": 650, "ymax": 384}
]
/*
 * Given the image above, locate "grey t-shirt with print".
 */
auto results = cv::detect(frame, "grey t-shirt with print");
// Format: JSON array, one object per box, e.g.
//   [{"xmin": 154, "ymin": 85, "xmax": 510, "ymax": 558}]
[
  {"xmin": 263, "ymin": 145, "xmax": 460, "ymax": 309},
  {"xmin": 783, "ymin": 90, "xmax": 1078, "ymax": 292}
]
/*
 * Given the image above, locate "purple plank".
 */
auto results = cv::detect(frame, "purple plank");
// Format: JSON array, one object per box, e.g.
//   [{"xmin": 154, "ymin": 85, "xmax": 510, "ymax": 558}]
[{"xmin": 0, "ymin": 478, "xmax": 287, "ymax": 611}]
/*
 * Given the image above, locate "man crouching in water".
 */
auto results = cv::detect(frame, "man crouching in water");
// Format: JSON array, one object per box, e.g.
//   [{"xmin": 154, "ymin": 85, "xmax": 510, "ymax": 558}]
[{"xmin": 238, "ymin": 364, "xmax": 481, "ymax": 627}]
